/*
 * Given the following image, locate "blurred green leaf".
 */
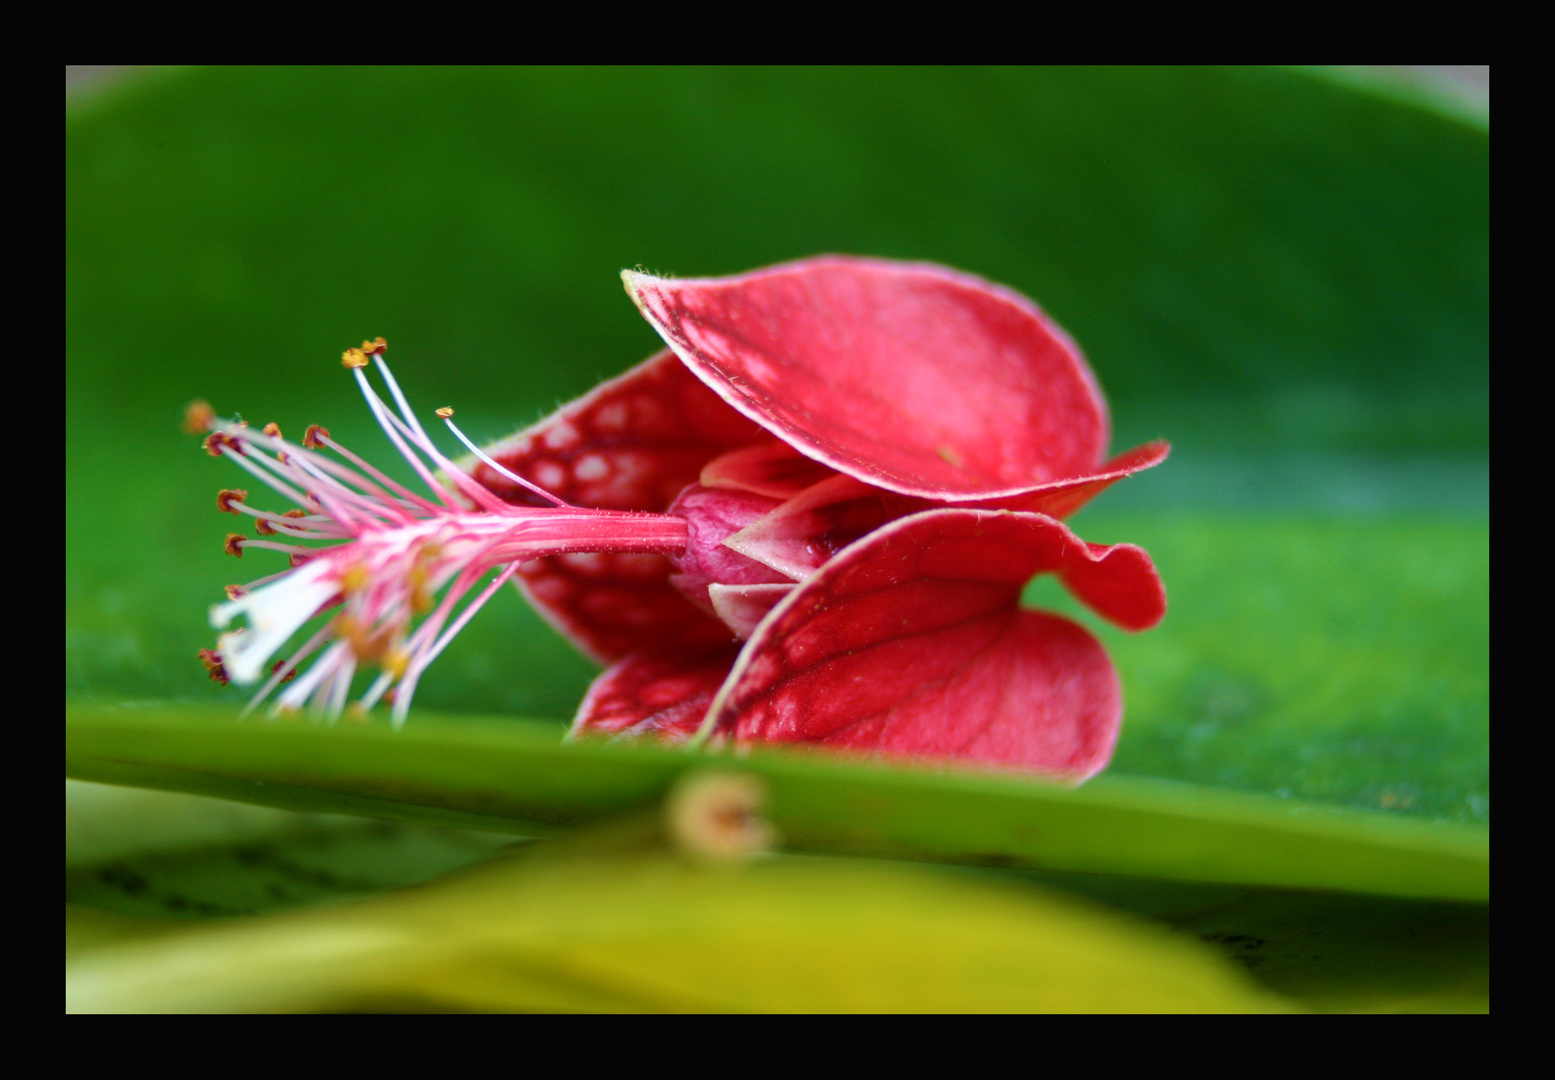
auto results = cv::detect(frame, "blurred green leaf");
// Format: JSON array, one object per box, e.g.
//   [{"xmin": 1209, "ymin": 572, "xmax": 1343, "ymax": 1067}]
[
  {"xmin": 1032, "ymin": 515, "xmax": 1489, "ymax": 821},
  {"xmin": 68, "ymin": 704, "xmax": 1487, "ymax": 901},
  {"xmin": 66, "ymin": 781, "xmax": 519, "ymax": 918},
  {"xmin": 67, "ymin": 835, "xmax": 1289, "ymax": 1013},
  {"xmin": 64, "ymin": 779, "xmax": 1484, "ymax": 1012},
  {"xmin": 1011, "ymin": 870, "xmax": 1487, "ymax": 1012}
]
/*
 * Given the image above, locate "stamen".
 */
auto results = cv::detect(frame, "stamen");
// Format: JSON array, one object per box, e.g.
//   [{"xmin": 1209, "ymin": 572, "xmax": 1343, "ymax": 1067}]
[
  {"xmin": 197, "ymin": 647, "xmax": 228, "ymax": 685},
  {"xmin": 184, "ymin": 400, "xmax": 217, "ymax": 435},
  {"xmin": 204, "ymin": 431, "xmax": 243, "ymax": 457},
  {"xmin": 202, "ymin": 343, "xmax": 690, "ymax": 723},
  {"xmin": 263, "ymin": 422, "xmax": 283, "ymax": 438},
  {"xmin": 356, "ymin": 360, "xmax": 511, "ymax": 514},
  {"xmin": 440, "ymin": 412, "xmax": 571, "ymax": 508}
]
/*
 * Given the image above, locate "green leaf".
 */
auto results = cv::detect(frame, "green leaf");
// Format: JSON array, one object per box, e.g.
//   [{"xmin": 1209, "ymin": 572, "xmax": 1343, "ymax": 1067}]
[
  {"xmin": 64, "ymin": 779, "xmax": 1485, "ymax": 1012},
  {"xmin": 66, "ymin": 781, "xmax": 520, "ymax": 918},
  {"xmin": 68, "ymin": 703, "xmax": 1487, "ymax": 902},
  {"xmin": 1031, "ymin": 514, "xmax": 1490, "ymax": 822},
  {"xmin": 67, "ymin": 837, "xmax": 1291, "ymax": 1013}
]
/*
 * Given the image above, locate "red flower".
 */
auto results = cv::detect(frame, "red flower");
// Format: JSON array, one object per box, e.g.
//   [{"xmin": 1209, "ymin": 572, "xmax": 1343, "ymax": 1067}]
[{"xmin": 197, "ymin": 258, "xmax": 1166, "ymax": 781}]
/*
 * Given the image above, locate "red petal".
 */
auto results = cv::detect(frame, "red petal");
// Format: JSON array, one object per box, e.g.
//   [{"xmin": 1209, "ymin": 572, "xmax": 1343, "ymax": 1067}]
[
  {"xmin": 724, "ymin": 475, "xmax": 927, "ymax": 579},
  {"xmin": 707, "ymin": 583, "xmax": 794, "ymax": 639},
  {"xmin": 625, "ymin": 258, "xmax": 1112, "ymax": 500},
  {"xmin": 982, "ymin": 440, "xmax": 1172, "ymax": 519},
  {"xmin": 514, "ymin": 551, "xmax": 736, "ymax": 665},
  {"xmin": 470, "ymin": 349, "xmax": 763, "ymax": 662},
  {"xmin": 571, "ymin": 647, "xmax": 739, "ymax": 743},
  {"xmin": 1060, "ymin": 541, "xmax": 1166, "ymax": 633},
  {"xmin": 471, "ymin": 348, "xmax": 763, "ymax": 510},
  {"xmin": 699, "ymin": 439, "xmax": 840, "ymax": 499},
  {"xmin": 708, "ymin": 510, "xmax": 1156, "ymax": 779}
]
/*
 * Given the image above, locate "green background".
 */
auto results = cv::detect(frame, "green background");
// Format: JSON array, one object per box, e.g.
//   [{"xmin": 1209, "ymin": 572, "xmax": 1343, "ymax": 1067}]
[{"xmin": 66, "ymin": 67, "xmax": 1488, "ymax": 1011}]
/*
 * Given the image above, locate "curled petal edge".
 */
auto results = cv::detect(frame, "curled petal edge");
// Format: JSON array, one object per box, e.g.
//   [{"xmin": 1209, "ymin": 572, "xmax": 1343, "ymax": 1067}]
[
  {"xmin": 707, "ymin": 508, "xmax": 1143, "ymax": 779},
  {"xmin": 575, "ymin": 509, "xmax": 1164, "ymax": 779},
  {"xmin": 625, "ymin": 257, "xmax": 1125, "ymax": 501}
]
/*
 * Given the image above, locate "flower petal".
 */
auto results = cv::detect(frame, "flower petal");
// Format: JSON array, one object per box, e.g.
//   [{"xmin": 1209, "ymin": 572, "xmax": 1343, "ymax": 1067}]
[
  {"xmin": 724, "ymin": 475, "xmax": 925, "ymax": 580},
  {"xmin": 699, "ymin": 439, "xmax": 839, "ymax": 499},
  {"xmin": 707, "ymin": 582, "xmax": 794, "ymax": 639},
  {"xmin": 625, "ymin": 258, "xmax": 1114, "ymax": 500},
  {"xmin": 707, "ymin": 510, "xmax": 1152, "ymax": 779},
  {"xmin": 468, "ymin": 348, "xmax": 763, "ymax": 662},
  {"xmin": 982, "ymin": 440, "xmax": 1172, "ymax": 519},
  {"xmin": 469, "ymin": 348, "xmax": 764, "ymax": 510},
  {"xmin": 571, "ymin": 647, "xmax": 740, "ymax": 743}
]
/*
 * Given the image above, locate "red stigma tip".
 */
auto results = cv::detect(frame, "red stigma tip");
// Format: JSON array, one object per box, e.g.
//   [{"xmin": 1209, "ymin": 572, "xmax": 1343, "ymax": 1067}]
[
  {"xmin": 216, "ymin": 488, "xmax": 248, "ymax": 514},
  {"xmin": 223, "ymin": 533, "xmax": 245, "ymax": 558},
  {"xmin": 183, "ymin": 400, "xmax": 217, "ymax": 435},
  {"xmin": 203, "ymin": 431, "xmax": 243, "ymax": 457},
  {"xmin": 303, "ymin": 424, "xmax": 330, "ymax": 450},
  {"xmin": 197, "ymin": 647, "xmax": 229, "ymax": 685}
]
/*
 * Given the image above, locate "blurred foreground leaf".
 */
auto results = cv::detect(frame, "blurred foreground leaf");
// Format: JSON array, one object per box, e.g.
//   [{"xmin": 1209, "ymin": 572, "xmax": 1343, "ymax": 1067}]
[
  {"xmin": 68, "ymin": 833, "xmax": 1287, "ymax": 1013},
  {"xmin": 65, "ymin": 781, "xmax": 1485, "ymax": 1013},
  {"xmin": 66, "ymin": 781, "xmax": 518, "ymax": 918},
  {"xmin": 68, "ymin": 704, "xmax": 1487, "ymax": 902}
]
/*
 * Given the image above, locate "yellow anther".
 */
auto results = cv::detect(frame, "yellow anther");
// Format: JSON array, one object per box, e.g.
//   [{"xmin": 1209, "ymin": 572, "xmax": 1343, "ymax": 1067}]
[
  {"xmin": 183, "ymin": 400, "xmax": 216, "ymax": 435},
  {"xmin": 383, "ymin": 648, "xmax": 410, "ymax": 681},
  {"xmin": 406, "ymin": 563, "xmax": 433, "ymax": 613},
  {"xmin": 340, "ymin": 564, "xmax": 371, "ymax": 595},
  {"xmin": 341, "ymin": 347, "xmax": 369, "ymax": 369},
  {"xmin": 334, "ymin": 613, "xmax": 359, "ymax": 640},
  {"xmin": 435, "ymin": 407, "xmax": 454, "ymax": 419},
  {"xmin": 362, "ymin": 337, "xmax": 388, "ymax": 356}
]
